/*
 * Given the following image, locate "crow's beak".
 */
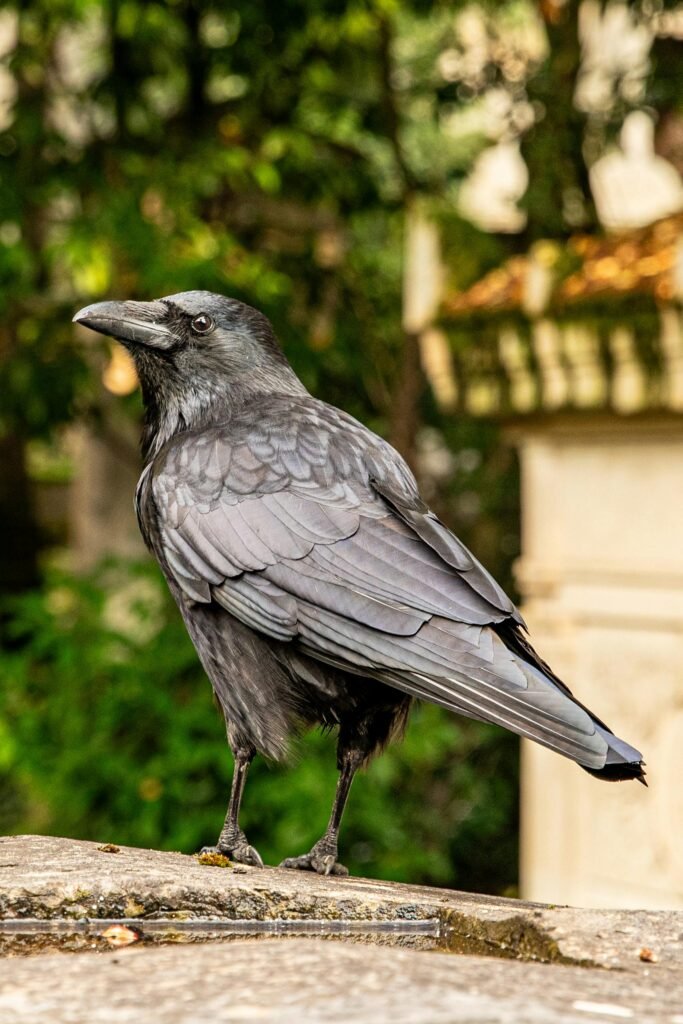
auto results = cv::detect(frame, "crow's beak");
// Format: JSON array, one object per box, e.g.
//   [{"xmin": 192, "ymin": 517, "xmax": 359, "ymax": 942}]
[{"xmin": 73, "ymin": 299, "xmax": 174, "ymax": 349}]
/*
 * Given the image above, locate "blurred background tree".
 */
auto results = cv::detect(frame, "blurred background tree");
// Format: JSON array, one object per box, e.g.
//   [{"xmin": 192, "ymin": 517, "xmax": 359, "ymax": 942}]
[{"xmin": 1, "ymin": 0, "xmax": 681, "ymax": 892}]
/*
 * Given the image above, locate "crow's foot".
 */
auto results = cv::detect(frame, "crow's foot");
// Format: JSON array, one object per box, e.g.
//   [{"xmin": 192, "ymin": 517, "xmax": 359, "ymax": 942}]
[
  {"xmin": 200, "ymin": 839, "xmax": 264, "ymax": 868},
  {"xmin": 279, "ymin": 850, "xmax": 348, "ymax": 876}
]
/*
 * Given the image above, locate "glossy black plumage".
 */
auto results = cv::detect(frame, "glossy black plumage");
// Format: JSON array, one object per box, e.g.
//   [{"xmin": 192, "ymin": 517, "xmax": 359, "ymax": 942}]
[{"xmin": 74, "ymin": 291, "xmax": 646, "ymax": 872}]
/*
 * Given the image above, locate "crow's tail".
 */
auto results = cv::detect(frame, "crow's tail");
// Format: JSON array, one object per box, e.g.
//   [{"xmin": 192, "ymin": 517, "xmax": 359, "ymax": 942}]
[
  {"xmin": 582, "ymin": 724, "xmax": 647, "ymax": 785},
  {"xmin": 495, "ymin": 621, "xmax": 646, "ymax": 785}
]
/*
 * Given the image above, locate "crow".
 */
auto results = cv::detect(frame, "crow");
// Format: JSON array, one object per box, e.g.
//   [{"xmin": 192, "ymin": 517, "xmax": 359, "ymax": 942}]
[{"xmin": 74, "ymin": 291, "xmax": 645, "ymax": 875}]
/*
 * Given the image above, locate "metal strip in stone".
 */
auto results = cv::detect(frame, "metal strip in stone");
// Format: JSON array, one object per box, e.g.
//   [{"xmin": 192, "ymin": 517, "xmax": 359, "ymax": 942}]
[{"xmin": 0, "ymin": 917, "xmax": 441, "ymax": 936}]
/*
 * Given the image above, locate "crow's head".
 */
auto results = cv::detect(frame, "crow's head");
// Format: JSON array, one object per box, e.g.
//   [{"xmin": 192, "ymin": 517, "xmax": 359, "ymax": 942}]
[
  {"xmin": 74, "ymin": 291, "xmax": 305, "ymax": 457},
  {"xmin": 74, "ymin": 290, "xmax": 293, "ymax": 379}
]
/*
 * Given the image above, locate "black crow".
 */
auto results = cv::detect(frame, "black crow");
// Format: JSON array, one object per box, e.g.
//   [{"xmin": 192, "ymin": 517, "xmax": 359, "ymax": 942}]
[{"xmin": 74, "ymin": 292, "xmax": 645, "ymax": 875}]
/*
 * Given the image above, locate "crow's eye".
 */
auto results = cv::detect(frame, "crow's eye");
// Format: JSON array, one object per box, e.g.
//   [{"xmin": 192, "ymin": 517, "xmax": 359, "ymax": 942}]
[{"xmin": 191, "ymin": 313, "xmax": 215, "ymax": 335}]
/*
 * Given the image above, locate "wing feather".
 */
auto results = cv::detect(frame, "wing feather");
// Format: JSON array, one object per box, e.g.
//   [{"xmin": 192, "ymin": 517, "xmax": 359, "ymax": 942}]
[
  {"xmin": 213, "ymin": 576, "xmax": 297, "ymax": 641},
  {"xmin": 294, "ymin": 518, "xmax": 508, "ymax": 624},
  {"xmin": 293, "ymin": 605, "xmax": 607, "ymax": 766},
  {"xmin": 371, "ymin": 476, "xmax": 522, "ymax": 622}
]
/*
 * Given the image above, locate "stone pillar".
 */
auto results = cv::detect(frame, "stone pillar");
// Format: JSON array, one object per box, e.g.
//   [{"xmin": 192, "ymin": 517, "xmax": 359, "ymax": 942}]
[{"xmin": 512, "ymin": 414, "xmax": 683, "ymax": 910}]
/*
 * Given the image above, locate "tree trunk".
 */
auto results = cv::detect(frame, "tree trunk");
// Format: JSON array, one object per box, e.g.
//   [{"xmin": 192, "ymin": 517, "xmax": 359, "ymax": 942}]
[
  {"xmin": 0, "ymin": 435, "xmax": 40, "ymax": 593},
  {"xmin": 388, "ymin": 330, "xmax": 423, "ymax": 471},
  {"xmin": 520, "ymin": 0, "xmax": 596, "ymax": 240}
]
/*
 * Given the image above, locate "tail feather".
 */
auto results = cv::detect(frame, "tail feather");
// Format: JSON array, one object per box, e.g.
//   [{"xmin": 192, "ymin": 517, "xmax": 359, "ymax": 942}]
[
  {"xmin": 583, "ymin": 761, "xmax": 648, "ymax": 785},
  {"xmin": 584, "ymin": 725, "xmax": 647, "ymax": 784},
  {"xmin": 495, "ymin": 620, "xmax": 646, "ymax": 784}
]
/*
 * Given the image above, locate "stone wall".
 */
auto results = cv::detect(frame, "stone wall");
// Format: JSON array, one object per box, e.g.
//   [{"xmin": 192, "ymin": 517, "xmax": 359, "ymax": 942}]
[{"xmin": 512, "ymin": 413, "xmax": 683, "ymax": 909}]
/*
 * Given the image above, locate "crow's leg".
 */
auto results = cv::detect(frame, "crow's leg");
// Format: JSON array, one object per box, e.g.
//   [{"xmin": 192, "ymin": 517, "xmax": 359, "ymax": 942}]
[
  {"xmin": 280, "ymin": 690, "xmax": 411, "ymax": 876},
  {"xmin": 201, "ymin": 727, "xmax": 264, "ymax": 868},
  {"xmin": 279, "ymin": 745, "xmax": 362, "ymax": 877}
]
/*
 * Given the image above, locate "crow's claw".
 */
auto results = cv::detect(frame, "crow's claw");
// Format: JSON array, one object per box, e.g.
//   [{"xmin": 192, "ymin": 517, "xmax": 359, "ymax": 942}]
[
  {"xmin": 279, "ymin": 851, "xmax": 349, "ymax": 876},
  {"xmin": 233, "ymin": 843, "xmax": 265, "ymax": 868},
  {"xmin": 200, "ymin": 842, "xmax": 264, "ymax": 868}
]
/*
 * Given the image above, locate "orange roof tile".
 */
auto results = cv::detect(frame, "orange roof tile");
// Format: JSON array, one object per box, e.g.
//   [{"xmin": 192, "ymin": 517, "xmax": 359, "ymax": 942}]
[{"xmin": 443, "ymin": 214, "xmax": 683, "ymax": 317}]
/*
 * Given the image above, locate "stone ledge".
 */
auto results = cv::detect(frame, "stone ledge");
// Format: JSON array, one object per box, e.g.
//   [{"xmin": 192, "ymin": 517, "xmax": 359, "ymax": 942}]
[
  {"xmin": 1, "ymin": 835, "xmax": 681, "ymax": 971},
  {"xmin": 1, "ymin": 836, "xmax": 682, "ymax": 1023}
]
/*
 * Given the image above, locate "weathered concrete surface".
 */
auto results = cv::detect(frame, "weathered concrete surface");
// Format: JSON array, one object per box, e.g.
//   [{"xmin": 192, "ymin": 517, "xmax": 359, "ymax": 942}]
[
  {"xmin": 0, "ymin": 835, "xmax": 682, "ymax": 1022},
  {"xmin": 1, "ymin": 835, "xmax": 682, "ymax": 968},
  {"xmin": 0, "ymin": 937, "xmax": 681, "ymax": 1024}
]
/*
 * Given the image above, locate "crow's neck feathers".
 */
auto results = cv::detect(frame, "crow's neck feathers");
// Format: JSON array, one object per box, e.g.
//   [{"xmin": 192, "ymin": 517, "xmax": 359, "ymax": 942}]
[{"xmin": 139, "ymin": 359, "xmax": 307, "ymax": 464}]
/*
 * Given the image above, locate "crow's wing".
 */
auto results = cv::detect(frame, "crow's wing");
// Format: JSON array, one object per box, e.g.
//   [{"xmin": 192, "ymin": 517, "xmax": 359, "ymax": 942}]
[
  {"xmin": 147, "ymin": 396, "xmax": 633, "ymax": 770},
  {"xmin": 149, "ymin": 398, "xmax": 513, "ymax": 627}
]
